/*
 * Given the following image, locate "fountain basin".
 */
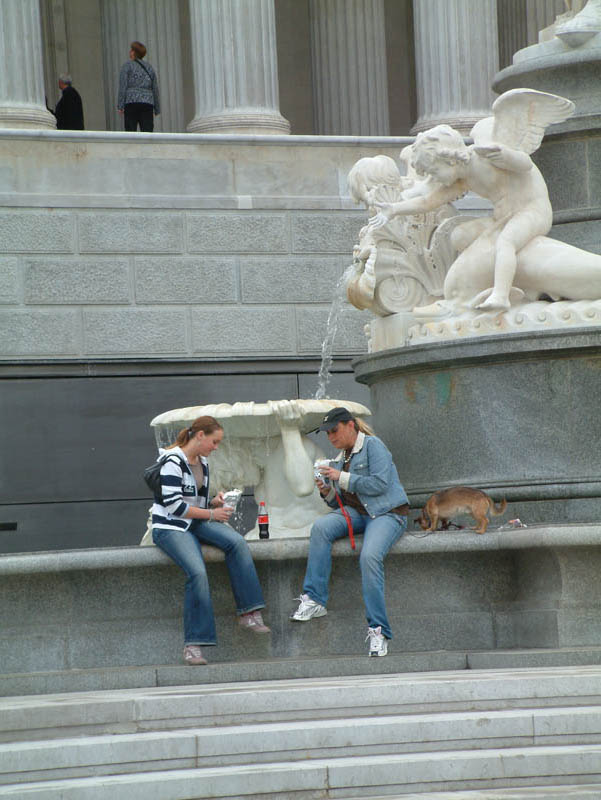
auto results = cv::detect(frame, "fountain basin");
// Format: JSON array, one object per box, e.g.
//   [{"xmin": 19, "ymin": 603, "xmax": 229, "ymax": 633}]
[
  {"xmin": 353, "ymin": 328, "xmax": 601, "ymax": 524},
  {"xmin": 151, "ymin": 399, "xmax": 370, "ymax": 443},
  {"xmin": 146, "ymin": 399, "xmax": 371, "ymax": 540}
]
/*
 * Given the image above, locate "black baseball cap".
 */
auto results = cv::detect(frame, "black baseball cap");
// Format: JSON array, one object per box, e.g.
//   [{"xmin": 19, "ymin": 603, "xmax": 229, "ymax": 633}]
[{"xmin": 317, "ymin": 407, "xmax": 355, "ymax": 432}]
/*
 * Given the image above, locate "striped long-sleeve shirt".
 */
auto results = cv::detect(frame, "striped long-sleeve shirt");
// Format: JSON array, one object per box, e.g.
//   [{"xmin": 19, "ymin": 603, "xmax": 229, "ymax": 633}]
[{"xmin": 151, "ymin": 447, "xmax": 209, "ymax": 531}]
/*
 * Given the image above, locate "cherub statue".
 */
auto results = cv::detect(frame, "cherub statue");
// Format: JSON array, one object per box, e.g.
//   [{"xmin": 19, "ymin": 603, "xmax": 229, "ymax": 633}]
[
  {"xmin": 345, "ymin": 151, "xmax": 460, "ymax": 316},
  {"xmin": 370, "ymin": 88, "xmax": 601, "ymax": 317}
]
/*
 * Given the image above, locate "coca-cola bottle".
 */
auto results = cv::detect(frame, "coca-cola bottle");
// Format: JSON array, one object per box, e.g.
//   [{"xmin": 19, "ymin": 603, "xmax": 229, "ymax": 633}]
[{"xmin": 258, "ymin": 501, "xmax": 270, "ymax": 539}]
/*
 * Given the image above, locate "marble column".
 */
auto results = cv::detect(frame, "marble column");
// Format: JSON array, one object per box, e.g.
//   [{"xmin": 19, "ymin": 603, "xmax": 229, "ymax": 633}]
[
  {"xmin": 412, "ymin": 0, "xmax": 499, "ymax": 135},
  {"xmin": 100, "ymin": 0, "xmax": 184, "ymax": 133},
  {"xmin": 0, "ymin": 0, "xmax": 55, "ymax": 129},
  {"xmin": 498, "ymin": 0, "xmax": 566, "ymax": 68},
  {"xmin": 187, "ymin": 0, "xmax": 290, "ymax": 134},
  {"xmin": 532, "ymin": 0, "xmax": 582, "ymax": 42},
  {"xmin": 309, "ymin": 0, "xmax": 389, "ymax": 136},
  {"xmin": 497, "ymin": 0, "xmax": 530, "ymax": 69}
]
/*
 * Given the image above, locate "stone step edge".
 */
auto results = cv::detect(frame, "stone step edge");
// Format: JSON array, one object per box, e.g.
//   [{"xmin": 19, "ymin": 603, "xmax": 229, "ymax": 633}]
[
  {"xmin": 4, "ymin": 646, "xmax": 601, "ymax": 698},
  {"xmin": 3, "ymin": 705, "xmax": 601, "ymax": 783},
  {"xmin": 3, "ymin": 744, "xmax": 601, "ymax": 798},
  {"xmin": 338, "ymin": 788, "xmax": 601, "ymax": 800},
  {"xmin": 5, "ymin": 664, "xmax": 601, "ymax": 742}
]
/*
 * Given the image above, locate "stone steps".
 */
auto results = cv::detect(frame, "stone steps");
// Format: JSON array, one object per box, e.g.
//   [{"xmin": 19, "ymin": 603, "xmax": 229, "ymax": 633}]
[
  {"xmin": 2, "ymin": 745, "xmax": 601, "ymax": 798},
  {"xmin": 2, "ymin": 666, "xmax": 601, "ymax": 797},
  {"xmin": 3, "ymin": 646, "xmax": 601, "ymax": 698},
  {"xmin": 340, "ymin": 790, "xmax": 601, "ymax": 799},
  {"xmin": 3, "ymin": 705, "xmax": 601, "ymax": 784},
  {"xmin": 5, "ymin": 665, "xmax": 601, "ymax": 742}
]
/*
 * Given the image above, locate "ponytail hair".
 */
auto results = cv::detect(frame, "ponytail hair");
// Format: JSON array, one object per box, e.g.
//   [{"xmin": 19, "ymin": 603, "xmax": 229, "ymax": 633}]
[
  {"xmin": 167, "ymin": 415, "xmax": 223, "ymax": 449},
  {"xmin": 354, "ymin": 417, "xmax": 374, "ymax": 436}
]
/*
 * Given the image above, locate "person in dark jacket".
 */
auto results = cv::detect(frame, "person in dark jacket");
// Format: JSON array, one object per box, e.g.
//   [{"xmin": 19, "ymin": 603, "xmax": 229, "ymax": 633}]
[
  {"xmin": 118, "ymin": 40, "xmax": 160, "ymax": 132},
  {"xmin": 54, "ymin": 75, "xmax": 84, "ymax": 130}
]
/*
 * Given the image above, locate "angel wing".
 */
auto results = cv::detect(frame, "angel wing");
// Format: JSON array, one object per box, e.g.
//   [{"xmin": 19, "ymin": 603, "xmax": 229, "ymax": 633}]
[{"xmin": 489, "ymin": 89, "xmax": 575, "ymax": 155}]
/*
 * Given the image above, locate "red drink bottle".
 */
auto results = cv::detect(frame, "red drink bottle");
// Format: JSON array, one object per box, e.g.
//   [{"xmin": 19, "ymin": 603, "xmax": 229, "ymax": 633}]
[{"xmin": 258, "ymin": 501, "xmax": 270, "ymax": 539}]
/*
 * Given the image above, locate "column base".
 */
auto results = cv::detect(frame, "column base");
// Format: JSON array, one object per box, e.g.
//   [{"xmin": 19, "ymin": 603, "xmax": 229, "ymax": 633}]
[
  {"xmin": 187, "ymin": 110, "xmax": 290, "ymax": 135},
  {"xmin": 0, "ymin": 106, "xmax": 56, "ymax": 130}
]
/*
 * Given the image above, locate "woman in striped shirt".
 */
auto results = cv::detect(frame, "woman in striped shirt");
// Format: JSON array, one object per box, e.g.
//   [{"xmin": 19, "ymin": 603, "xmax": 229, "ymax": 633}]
[{"xmin": 152, "ymin": 416, "xmax": 270, "ymax": 665}]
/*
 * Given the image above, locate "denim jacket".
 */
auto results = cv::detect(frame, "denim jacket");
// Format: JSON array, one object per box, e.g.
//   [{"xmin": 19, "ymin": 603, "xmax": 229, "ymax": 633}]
[{"xmin": 324, "ymin": 432, "xmax": 408, "ymax": 518}]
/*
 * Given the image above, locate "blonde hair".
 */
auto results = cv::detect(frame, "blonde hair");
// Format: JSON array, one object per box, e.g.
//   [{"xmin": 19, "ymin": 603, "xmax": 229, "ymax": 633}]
[{"xmin": 355, "ymin": 417, "xmax": 374, "ymax": 436}]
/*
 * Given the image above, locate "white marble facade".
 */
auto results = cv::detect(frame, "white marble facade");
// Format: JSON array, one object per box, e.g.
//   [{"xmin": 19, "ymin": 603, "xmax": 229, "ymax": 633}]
[{"xmin": 0, "ymin": 0, "xmax": 568, "ymax": 135}]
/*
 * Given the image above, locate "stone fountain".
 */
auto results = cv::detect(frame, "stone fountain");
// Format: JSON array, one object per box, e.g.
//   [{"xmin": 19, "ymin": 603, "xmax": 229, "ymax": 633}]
[
  {"xmin": 346, "ymin": 80, "xmax": 601, "ymax": 524},
  {"xmin": 141, "ymin": 398, "xmax": 370, "ymax": 542}
]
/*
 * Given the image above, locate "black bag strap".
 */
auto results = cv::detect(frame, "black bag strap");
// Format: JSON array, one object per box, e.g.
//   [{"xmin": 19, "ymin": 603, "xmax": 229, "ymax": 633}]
[
  {"xmin": 159, "ymin": 452, "xmax": 186, "ymax": 469},
  {"xmin": 134, "ymin": 58, "xmax": 152, "ymax": 81}
]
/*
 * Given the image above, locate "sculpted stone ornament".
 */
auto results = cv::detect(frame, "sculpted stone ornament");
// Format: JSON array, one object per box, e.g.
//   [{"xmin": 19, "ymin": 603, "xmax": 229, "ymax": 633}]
[
  {"xmin": 140, "ymin": 398, "xmax": 371, "ymax": 543},
  {"xmin": 345, "ymin": 152, "xmax": 461, "ymax": 317},
  {"xmin": 366, "ymin": 88, "xmax": 601, "ymax": 344}
]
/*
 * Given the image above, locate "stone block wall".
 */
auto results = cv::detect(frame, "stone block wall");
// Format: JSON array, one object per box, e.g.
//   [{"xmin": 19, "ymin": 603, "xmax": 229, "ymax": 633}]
[
  {"xmin": 0, "ymin": 131, "xmax": 412, "ymax": 362},
  {"xmin": 0, "ymin": 130, "xmax": 412, "ymax": 552}
]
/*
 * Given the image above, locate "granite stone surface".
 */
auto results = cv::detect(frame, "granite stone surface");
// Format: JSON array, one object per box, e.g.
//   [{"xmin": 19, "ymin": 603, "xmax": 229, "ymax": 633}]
[
  {"xmin": 0, "ymin": 210, "xmax": 74, "ymax": 252},
  {"xmin": 3, "ymin": 527, "xmax": 601, "ymax": 675},
  {"xmin": 187, "ymin": 213, "xmax": 288, "ymax": 254},
  {"xmin": 533, "ymin": 138, "xmax": 590, "ymax": 212},
  {"xmin": 296, "ymin": 305, "xmax": 369, "ymax": 354},
  {"xmin": 24, "ymin": 258, "xmax": 131, "ymax": 304},
  {"xmin": 354, "ymin": 329, "xmax": 601, "ymax": 523},
  {"xmin": 0, "ymin": 257, "xmax": 19, "ymax": 304},
  {"xmin": 241, "ymin": 256, "xmax": 346, "ymax": 303},
  {"xmin": 291, "ymin": 212, "xmax": 363, "ymax": 253},
  {"xmin": 191, "ymin": 305, "xmax": 297, "ymax": 354},
  {"xmin": 134, "ymin": 257, "xmax": 238, "ymax": 304},
  {"xmin": 78, "ymin": 212, "xmax": 184, "ymax": 254},
  {"xmin": 0, "ymin": 310, "xmax": 79, "ymax": 355},
  {"xmin": 83, "ymin": 308, "xmax": 188, "ymax": 355}
]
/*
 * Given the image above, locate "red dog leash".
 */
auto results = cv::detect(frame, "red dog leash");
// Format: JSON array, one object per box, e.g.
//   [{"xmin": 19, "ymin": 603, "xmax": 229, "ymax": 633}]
[{"xmin": 333, "ymin": 489, "xmax": 355, "ymax": 549}]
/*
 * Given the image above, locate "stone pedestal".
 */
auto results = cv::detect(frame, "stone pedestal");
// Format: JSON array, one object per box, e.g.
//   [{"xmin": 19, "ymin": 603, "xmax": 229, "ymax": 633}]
[
  {"xmin": 494, "ymin": 36, "xmax": 601, "ymax": 134},
  {"xmin": 187, "ymin": 0, "xmax": 290, "ymax": 134},
  {"xmin": 411, "ymin": 0, "xmax": 499, "ymax": 134},
  {"xmin": 353, "ymin": 329, "xmax": 601, "ymax": 524},
  {"xmin": 493, "ymin": 5, "xmax": 601, "ymax": 263},
  {"xmin": 309, "ymin": 0, "xmax": 389, "ymax": 135},
  {"xmin": 0, "ymin": 0, "xmax": 55, "ymax": 129},
  {"xmin": 100, "ymin": 0, "xmax": 184, "ymax": 133}
]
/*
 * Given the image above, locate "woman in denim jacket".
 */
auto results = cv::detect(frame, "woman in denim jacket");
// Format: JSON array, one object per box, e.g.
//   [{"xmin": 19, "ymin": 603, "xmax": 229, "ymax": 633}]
[{"xmin": 290, "ymin": 407, "xmax": 409, "ymax": 657}]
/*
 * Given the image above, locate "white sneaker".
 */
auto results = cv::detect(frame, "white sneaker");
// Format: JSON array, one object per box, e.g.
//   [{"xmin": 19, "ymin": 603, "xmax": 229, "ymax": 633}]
[
  {"xmin": 366, "ymin": 626, "xmax": 388, "ymax": 657},
  {"xmin": 290, "ymin": 593, "xmax": 327, "ymax": 621}
]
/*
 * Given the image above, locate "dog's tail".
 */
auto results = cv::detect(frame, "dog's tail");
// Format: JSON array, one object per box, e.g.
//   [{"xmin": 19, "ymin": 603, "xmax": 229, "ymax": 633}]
[{"xmin": 488, "ymin": 497, "xmax": 507, "ymax": 516}]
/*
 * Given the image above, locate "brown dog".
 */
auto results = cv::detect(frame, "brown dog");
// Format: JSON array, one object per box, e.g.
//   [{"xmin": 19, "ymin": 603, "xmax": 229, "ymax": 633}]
[{"xmin": 417, "ymin": 487, "xmax": 507, "ymax": 534}]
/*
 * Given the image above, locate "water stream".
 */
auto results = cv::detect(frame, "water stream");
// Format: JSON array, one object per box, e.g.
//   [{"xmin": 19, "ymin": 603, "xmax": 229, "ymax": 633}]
[{"xmin": 314, "ymin": 265, "xmax": 355, "ymax": 399}]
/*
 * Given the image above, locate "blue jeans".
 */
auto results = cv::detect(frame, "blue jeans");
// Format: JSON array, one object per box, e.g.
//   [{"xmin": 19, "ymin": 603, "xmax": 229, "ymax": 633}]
[
  {"xmin": 153, "ymin": 520, "xmax": 265, "ymax": 646},
  {"xmin": 303, "ymin": 507, "xmax": 406, "ymax": 639}
]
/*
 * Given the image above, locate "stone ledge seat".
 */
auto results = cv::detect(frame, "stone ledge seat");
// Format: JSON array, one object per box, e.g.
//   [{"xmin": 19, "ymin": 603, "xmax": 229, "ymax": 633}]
[{"xmin": 2, "ymin": 524, "xmax": 601, "ymax": 680}]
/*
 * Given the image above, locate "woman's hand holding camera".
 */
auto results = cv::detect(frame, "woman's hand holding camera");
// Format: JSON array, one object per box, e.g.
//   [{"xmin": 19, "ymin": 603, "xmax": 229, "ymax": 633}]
[
  {"xmin": 319, "ymin": 465, "xmax": 341, "ymax": 483},
  {"xmin": 315, "ymin": 465, "xmax": 341, "ymax": 496}
]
